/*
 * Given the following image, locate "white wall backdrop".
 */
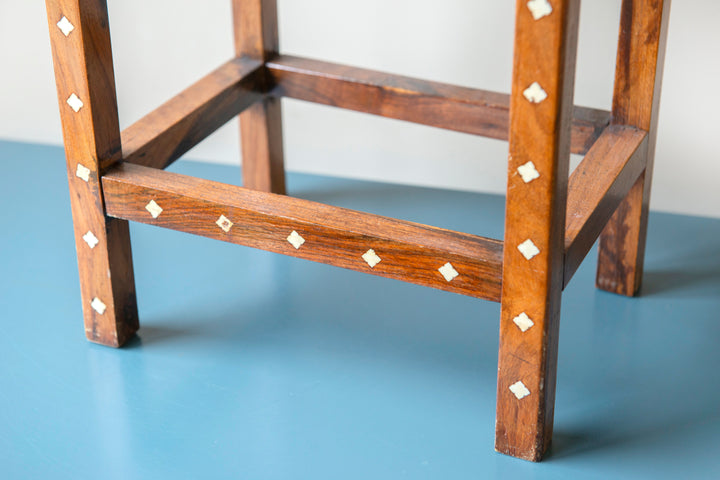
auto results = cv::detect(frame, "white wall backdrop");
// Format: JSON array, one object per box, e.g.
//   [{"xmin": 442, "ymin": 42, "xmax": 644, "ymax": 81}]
[{"xmin": 1, "ymin": 1, "xmax": 718, "ymax": 218}]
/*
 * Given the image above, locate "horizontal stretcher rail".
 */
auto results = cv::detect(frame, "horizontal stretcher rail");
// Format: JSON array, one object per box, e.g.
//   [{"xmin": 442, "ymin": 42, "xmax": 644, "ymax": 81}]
[
  {"xmin": 266, "ymin": 55, "xmax": 610, "ymax": 155},
  {"xmin": 102, "ymin": 163, "xmax": 504, "ymax": 301},
  {"xmin": 564, "ymin": 125, "xmax": 648, "ymax": 287},
  {"xmin": 121, "ymin": 57, "xmax": 265, "ymax": 170}
]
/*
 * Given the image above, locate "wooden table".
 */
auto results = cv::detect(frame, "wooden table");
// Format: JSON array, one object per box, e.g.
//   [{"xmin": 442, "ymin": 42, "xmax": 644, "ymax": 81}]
[{"xmin": 45, "ymin": 0, "xmax": 670, "ymax": 461}]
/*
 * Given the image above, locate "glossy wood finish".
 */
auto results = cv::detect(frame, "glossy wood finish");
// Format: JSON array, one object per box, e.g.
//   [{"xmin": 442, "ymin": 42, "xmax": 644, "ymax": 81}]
[
  {"xmin": 495, "ymin": 0, "xmax": 580, "ymax": 461},
  {"xmin": 45, "ymin": 0, "xmax": 669, "ymax": 461},
  {"xmin": 102, "ymin": 163, "xmax": 504, "ymax": 301},
  {"xmin": 45, "ymin": 0, "xmax": 138, "ymax": 347},
  {"xmin": 267, "ymin": 55, "xmax": 609, "ymax": 156},
  {"xmin": 596, "ymin": 0, "xmax": 671, "ymax": 296},
  {"xmin": 122, "ymin": 58, "xmax": 264, "ymax": 169},
  {"xmin": 232, "ymin": 0, "xmax": 286, "ymax": 194},
  {"xmin": 564, "ymin": 126, "xmax": 647, "ymax": 287}
]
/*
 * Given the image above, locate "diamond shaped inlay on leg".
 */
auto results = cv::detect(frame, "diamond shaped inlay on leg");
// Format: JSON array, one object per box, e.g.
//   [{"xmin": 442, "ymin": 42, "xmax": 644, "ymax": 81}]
[
  {"xmin": 66, "ymin": 93, "xmax": 84, "ymax": 112},
  {"xmin": 517, "ymin": 161, "xmax": 540, "ymax": 183},
  {"xmin": 527, "ymin": 0, "xmax": 553, "ymax": 20},
  {"xmin": 287, "ymin": 230, "xmax": 305, "ymax": 249},
  {"xmin": 145, "ymin": 200, "xmax": 163, "ymax": 219},
  {"xmin": 82, "ymin": 231, "xmax": 99, "ymax": 249},
  {"xmin": 216, "ymin": 215, "xmax": 233, "ymax": 232},
  {"xmin": 56, "ymin": 16, "xmax": 75, "ymax": 36},
  {"xmin": 513, "ymin": 312, "xmax": 535, "ymax": 332},
  {"xmin": 90, "ymin": 297, "xmax": 107, "ymax": 315},
  {"xmin": 509, "ymin": 381, "xmax": 531, "ymax": 400},
  {"xmin": 438, "ymin": 262, "xmax": 459, "ymax": 282},
  {"xmin": 75, "ymin": 163, "xmax": 91, "ymax": 182},
  {"xmin": 518, "ymin": 239, "xmax": 540, "ymax": 260},
  {"xmin": 523, "ymin": 82, "xmax": 548, "ymax": 104},
  {"xmin": 362, "ymin": 249, "xmax": 381, "ymax": 268}
]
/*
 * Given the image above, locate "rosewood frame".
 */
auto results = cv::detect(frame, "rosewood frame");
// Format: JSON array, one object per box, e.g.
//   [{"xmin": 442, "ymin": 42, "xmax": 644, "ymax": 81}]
[{"xmin": 45, "ymin": 0, "xmax": 670, "ymax": 461}]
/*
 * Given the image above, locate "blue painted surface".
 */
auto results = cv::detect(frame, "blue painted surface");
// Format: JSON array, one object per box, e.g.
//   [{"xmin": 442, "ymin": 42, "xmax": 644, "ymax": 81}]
[{"xmin": 1, "ymin": 140, "xmax": 719, "ymax": 479}]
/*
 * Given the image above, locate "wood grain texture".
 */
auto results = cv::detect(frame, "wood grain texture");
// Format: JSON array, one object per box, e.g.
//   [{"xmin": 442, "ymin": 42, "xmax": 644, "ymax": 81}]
[
  {"xmin": 121, "ymin": 57, "xmax": 264, "ymax": 169},
  {"xmin": 267, "ymin": 55, "xmax": 609, "ymax": 155},
  {"xmin": 46, "ymin": 0, "xmax": 138, "ymax": 347},
  {"xmin": 233, "ymin": 0, "xmax": 286, "ymax": 193},
  {"xmin": 564, "ymin": 125, "xmax": 647, "ymax": 287},
  {"xmin": 495, "ymin": 0, "xmax": 580, "ymax": 461},
  {"xmin": 102, "ymin": 163, "xmax": 504, "ymax": 301},
  {"xmin": 596, "ymin": 0, "xmax": 671, "ymax": 296}
]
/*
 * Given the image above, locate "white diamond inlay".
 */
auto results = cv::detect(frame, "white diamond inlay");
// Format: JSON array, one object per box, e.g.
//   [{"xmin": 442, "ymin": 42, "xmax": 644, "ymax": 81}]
[
  {"xmin": 523, "ymin": 82, "xmax": 548, "ymax": 104},
  {"xmin": 75, "ymin": 163, "xmax": 91, "ymax": 182},
  {"xmin": 145, "ymin": 200, "xmax": 163, "ymax": 219},
  {"xmin": 90, "ymin": 297, "xmax": 107, "ymax": 315},
  {"xmin": 67, "ymin": 93, "xmax": 84, "ymax": 112},
  {"xmin": 517, "ymin": 161, "xmax": 540, "ymax": 183},
  {"xmin": 509, "ymin": 381, "xmax": 531, "ymax": 400},
  {"xmin": 438, "ymin": 262, "xmax": 459, "ymax": 282},
  {"xmin": 82, "ymin": 231, "xmax": 99, "ymax": 249},
  {"xmin": 287, "ymin": 230, "xmax": 305, "ymax": 249},
  {"xmin": 527, "ymin": 0, "xmax": 553, "ymax": 20},
  {"xmin": 513, "ymin": 312, "xmax": 535, "ymax": 332},
  {"xmin": 216, "ymin": 215, "xmax": 233, "ymax": 232},
  {"xmin": 518, "ymin": 239, "xmax": 541, "ymax": 260},
  {"xmin": 362, "ymin": 249, "xmax": 381, "ymax": 268},
  {"xmin": 57, "ymin": 16, "xmax": 75, "ymax": 36}
]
